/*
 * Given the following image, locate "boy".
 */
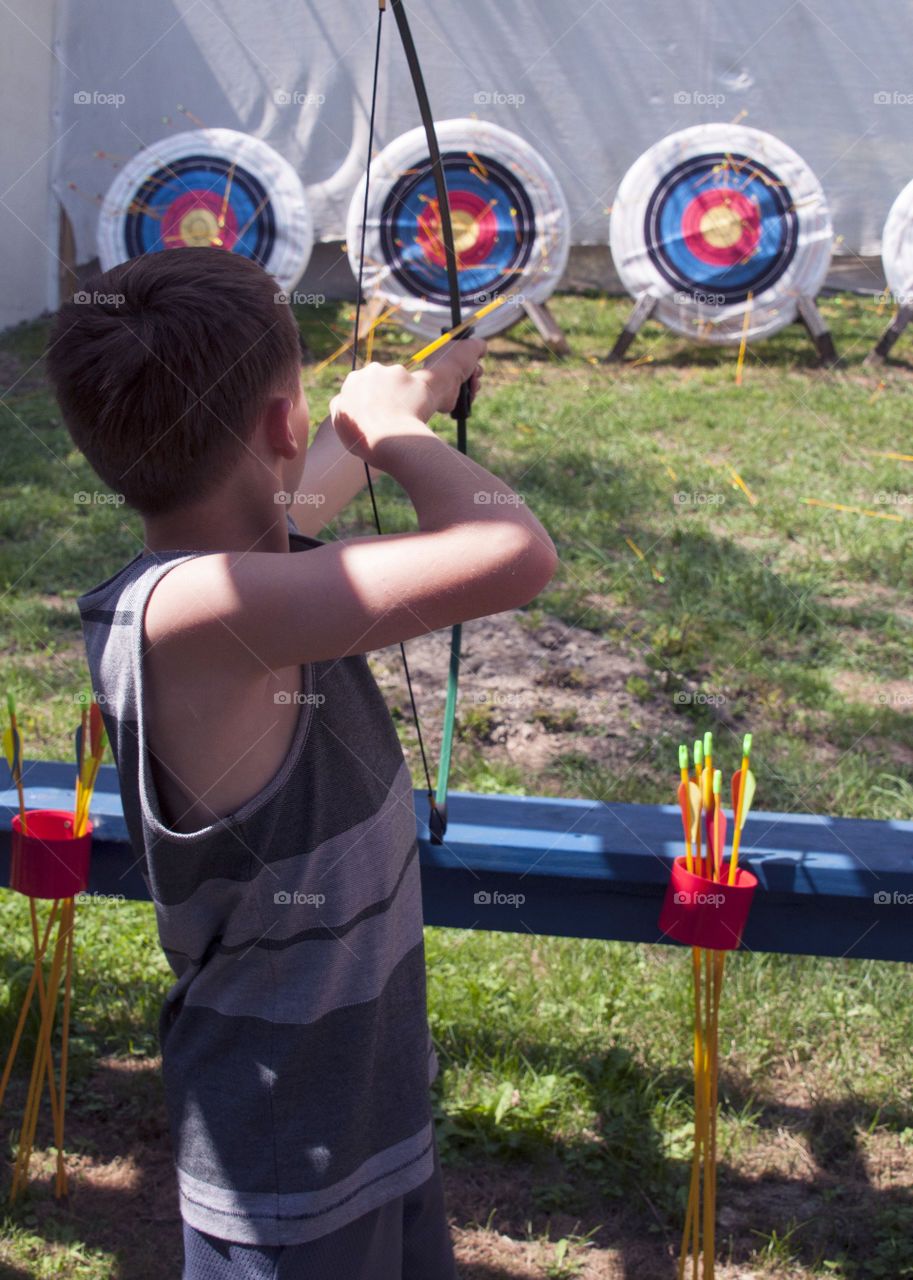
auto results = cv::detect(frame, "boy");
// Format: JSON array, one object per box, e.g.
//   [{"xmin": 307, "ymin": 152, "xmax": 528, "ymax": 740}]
[{"xmin": 46, "ymin": 248, "xmax": 556, "ymax": 1278}]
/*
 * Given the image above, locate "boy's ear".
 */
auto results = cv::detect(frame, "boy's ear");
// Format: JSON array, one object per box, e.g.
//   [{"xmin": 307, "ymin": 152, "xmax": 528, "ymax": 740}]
[{"xmin": 261, "ymin": 396, "xmax": 298, "ymax": 460}]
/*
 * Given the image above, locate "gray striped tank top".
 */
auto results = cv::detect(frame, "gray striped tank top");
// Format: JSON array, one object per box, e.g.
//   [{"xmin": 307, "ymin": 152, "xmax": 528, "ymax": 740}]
[{"xmin": 78, "ymin": 533, "xmax": 437, "ymax": 1245}]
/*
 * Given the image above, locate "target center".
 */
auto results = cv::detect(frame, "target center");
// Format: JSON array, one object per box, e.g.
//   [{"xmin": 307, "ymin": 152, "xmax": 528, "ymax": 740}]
[
  {"xmin": 698, "ymin": 203, "xmax": 744, "ymax": 249},
  {"xmin": 179, "ymin": 206, "xmax": 222, "ymax": 247},
  {"xmin": 450, "ymin": 207, "xmax": 481, "ymax": 255}
]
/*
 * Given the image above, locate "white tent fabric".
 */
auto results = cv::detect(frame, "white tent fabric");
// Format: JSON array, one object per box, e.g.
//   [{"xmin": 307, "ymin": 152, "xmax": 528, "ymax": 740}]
[{"xmin": 43, "ymin": 0, "xmax": 913, "ymax": 284}]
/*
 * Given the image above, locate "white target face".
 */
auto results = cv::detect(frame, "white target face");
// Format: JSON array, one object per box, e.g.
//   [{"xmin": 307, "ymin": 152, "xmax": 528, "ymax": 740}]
[
  {"xmin": 609, "ymin": 124, "xmax": 833, "ymax": 344},
  {"xmin": 97, "ymin": 129, "xmax": 313, "ymax": 291},
  {"xmin": 882, "ymin": 178, "xmax": 913, "ymax": 308},
  {"xmin": 346, "ymin": 118, "xmax": 570, "ymax": 339}
]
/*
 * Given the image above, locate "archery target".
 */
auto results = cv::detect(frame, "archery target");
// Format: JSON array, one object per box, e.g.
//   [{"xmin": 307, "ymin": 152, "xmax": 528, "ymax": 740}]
[
  {"xmin": 881, "ymin": 178, "xmax": 913, "ymax": 308},
  {"xmin": 97, "ymin": 129, "xmax": 313, "ymax": 291},
  {"xmin": 346, "ymin": 119, "xmax": 570, "ymax": 339},
  {"xmin": 610, "ymin": 125, "xmax": 833, "ymax": 344}
]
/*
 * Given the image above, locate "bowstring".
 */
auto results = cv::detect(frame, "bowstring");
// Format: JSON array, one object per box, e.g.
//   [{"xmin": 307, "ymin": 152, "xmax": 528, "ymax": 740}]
[
  {"xmin": 351, "ymin": 1, "xmax": 438, "ymax": 818},
  {"xmin": 389, "ymin": 0, "xmax": 469, "ymax": 845}
]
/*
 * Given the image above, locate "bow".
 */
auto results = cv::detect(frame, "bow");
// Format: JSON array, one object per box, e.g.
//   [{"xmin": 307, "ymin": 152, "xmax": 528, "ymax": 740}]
[{"xmin": 356, "ymin": 0, "xmax": 473, "ymax": 844}]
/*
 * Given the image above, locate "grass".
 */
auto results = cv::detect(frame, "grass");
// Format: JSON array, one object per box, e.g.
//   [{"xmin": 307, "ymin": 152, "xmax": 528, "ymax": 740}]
[{"xmin": 2, "ymin": 291, "xmax": 913, "ymax": 1277}]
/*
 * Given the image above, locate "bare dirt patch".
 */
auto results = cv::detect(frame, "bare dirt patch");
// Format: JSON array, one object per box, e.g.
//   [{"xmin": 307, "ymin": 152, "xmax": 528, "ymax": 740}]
[{"xmin": 369, "ymin": 610, "xmax": 679, "ymax": 792}]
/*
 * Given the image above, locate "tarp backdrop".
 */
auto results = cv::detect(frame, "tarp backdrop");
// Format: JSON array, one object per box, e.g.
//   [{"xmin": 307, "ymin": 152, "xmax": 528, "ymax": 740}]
[{"xmin": 10, "ymin": 0, "xmax": 913, "ymax": 324}]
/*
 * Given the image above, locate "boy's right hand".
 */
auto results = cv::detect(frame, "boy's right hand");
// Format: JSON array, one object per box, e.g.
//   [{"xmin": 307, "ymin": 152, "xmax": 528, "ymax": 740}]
[{"xmin": 329, "ymin": 338, "xmax": 485, "ymax": 466}]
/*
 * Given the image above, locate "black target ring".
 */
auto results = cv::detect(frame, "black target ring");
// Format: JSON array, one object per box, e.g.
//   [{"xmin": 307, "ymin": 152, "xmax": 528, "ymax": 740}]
[
  {"xmin": 123, "ymin": 155, "xmax": 277, "ymax": 268},
  {"xmin": 97, "ymin": 128, "xmax": 313, "ymax": 291},
  {"xmin": 347, "ymin": 118, "xmax": 571, "ymax": 339},
  {"xmin": 644, "ymin": 152, "xmax": 799, "ymax": 306},
  {"xmin": 378, "ymin": 150, "xmax": 535, "ymax": 308},
  {"xmin": 609, "ymin": 124, "xmax": 833, "ymax": 344}
]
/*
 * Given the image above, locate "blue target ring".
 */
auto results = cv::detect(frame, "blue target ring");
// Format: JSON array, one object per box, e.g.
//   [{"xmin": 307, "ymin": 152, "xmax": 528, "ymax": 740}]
[
  {"xmin": 379, "ymin": 151, "xmax": 534, "ymax": 307},
  {"xmin": 645, "ymin": 153, "xmax": 798, "ymax": 305},
  {"xmin": 97, "ymin": 129, "xmax": 313, "ymax": 291},
  {"xmin": 124, "ymin": 155, "xmax": 275, "ymax": 266},
  {"xmin": 349, "ymin": 119, "xmax": 571, "ymax": 339}
]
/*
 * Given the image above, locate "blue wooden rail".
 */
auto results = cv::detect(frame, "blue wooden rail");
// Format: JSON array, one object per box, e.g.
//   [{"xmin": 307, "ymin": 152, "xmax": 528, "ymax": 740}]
[{"xmin": 2, "ymin": 760, "xmax": 913, "ymax": 962}]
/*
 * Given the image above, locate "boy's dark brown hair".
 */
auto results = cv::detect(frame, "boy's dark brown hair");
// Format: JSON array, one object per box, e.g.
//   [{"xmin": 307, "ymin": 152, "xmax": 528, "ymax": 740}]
[{"xmin": 45, "ymin": 249, "xmax": 302, "ymax": 516}]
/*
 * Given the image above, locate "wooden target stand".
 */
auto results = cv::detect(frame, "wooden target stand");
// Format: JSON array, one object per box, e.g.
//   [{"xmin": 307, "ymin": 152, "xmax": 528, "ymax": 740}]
[
  {"xmin": 866, "ymin": 304, "xmax": 913, "ymax": 365},
  {"xmin": 353, "ymin": 292, "xmax": 570, "ymax": 356},
  {"xmin": 605, "ymin": 292, "xmax": 838, "ymax": 366}
]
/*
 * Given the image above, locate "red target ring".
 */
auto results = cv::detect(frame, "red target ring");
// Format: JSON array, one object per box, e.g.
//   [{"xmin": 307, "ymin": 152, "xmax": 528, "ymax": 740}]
[
  {"xmin": 416, "ymin": 190, "xmax": 499, "ymax": 269},
  {"xmin": 160, "ymin": 189, "xmax": 240, "ymax": 252},
  {"xmin": 97, "ymin": 129, "xmax": 314, "ymax": 291},
  {"xmin": 681, "ymin": 189, "xmax": 760, "ymax": 267}
]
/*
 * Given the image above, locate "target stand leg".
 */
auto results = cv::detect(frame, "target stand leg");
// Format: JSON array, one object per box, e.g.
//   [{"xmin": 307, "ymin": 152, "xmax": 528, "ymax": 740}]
[
  {"xmin": 604, "ymin": 294, "xmax": 657, "ymax": 363},
  {"xmin": 865, "ymin": 304, "xmax": 913, "ymax": 366},
  {"xmin": 796, "ymin": 296, "xmax": 839, "ymax": 367},
  {"xmin": 519, "ymin": 300, "xmax": 571, "ymax": 356}
]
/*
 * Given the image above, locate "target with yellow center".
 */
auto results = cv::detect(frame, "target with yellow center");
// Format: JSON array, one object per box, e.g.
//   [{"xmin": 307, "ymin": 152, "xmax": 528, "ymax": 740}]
[
  {"xmin": 347, "ymin": 118, "xmax": 570, "ymax": 339},
  {"xmin": 610, "ymin": 124, "xmax": 833, "ymax": 344},
  {"xmin": 97, "ymin": 128, "xmax": 313, "ymax": 291}
]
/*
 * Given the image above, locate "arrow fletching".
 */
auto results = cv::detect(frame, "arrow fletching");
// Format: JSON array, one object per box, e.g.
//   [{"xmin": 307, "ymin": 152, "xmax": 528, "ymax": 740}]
[
  {"xmin": 3, "ymin": 725, "xmax": 19, "ymax": 779},
  {"xmin": 687, "ymin": 779, "xmax": 701, "ymax": 847},
  {"xmin": 89, "ymin": 701, "xmax": 106, "ymax": 760},
  {"xmin": 738, "ymin": 769, "xmax": 756, "ymax": 831},
  {"xmin": 678, "ymin": 779, "xmax": 692, "ymax": 840}
]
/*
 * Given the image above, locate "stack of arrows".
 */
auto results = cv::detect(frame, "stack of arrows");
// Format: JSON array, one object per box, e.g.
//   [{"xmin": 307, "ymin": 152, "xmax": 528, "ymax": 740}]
[
  {"xmin": 0, "ymin": 694, "xmax": 107, "ymax": 1202},
  {"xmin": 677, "ymin": 731, "xmax": 756, "ymax": 1280},
  {"xmin": 73, "ymin": 698, "xmax": 106, "ymax": 838}
]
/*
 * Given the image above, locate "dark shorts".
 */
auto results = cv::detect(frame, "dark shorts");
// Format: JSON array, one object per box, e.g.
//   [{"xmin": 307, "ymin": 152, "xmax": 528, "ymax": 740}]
[{"xmin": 181, "ymin": 1143, "xmax": 458, "ymax": 1280}]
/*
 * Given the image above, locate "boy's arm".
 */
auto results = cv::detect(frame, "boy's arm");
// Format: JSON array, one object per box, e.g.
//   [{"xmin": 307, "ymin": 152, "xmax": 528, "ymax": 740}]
[
  {"xmin": 288, "ymin": 414, "xmax": 376, "ymax": 536},
  {"xmin": 145, "ymin": 345, "xmax": 557, "ymax": 670},
  {"xmin": 289, "ymin": 342, "xmax": 485, "ymax": 535}
]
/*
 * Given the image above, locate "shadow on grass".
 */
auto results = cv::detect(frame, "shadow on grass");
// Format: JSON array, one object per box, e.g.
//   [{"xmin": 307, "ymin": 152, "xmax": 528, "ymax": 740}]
[
  {"xmin": 1, "ymin": 1056, "xmax": 181, "ymax": 1280},
  {"xmin": 3, "ymin": 1043, "xmax": 913, "ymax": 1279},
  {"xmin": 434, "ymin": 1033, "xmax": 913, "ymax": 1280}
]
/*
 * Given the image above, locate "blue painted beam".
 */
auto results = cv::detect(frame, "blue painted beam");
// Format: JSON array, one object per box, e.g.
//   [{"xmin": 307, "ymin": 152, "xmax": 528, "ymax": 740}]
[{"xmin": 2, "ymin": 761, "xmax": 912, "ymax": 962}]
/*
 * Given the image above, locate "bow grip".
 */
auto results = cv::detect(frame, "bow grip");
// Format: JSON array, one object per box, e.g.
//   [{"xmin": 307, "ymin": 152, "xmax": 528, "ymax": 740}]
[{"xmin": 449, "ymin": 324, "xmax": 475, "ymax": 423}]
